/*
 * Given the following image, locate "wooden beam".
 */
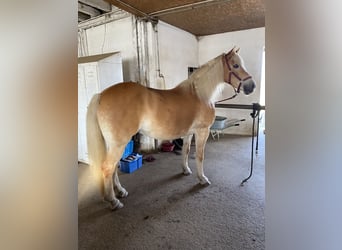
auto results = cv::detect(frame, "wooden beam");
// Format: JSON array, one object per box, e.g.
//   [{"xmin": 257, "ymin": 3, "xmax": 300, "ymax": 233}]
[
  {"xmin": 78, "ymin": 2, "xmax": 102, "ymax": 17},
  {"xmin": 148, "ymin": 0, "xmax": 232, "ymax": 17},
  {"xmin": 79, "ymin": 0, "xmax": 111, "ymax": 12},
  {"xmin": 78, "ymin": 12, "xmax": 90, "ymax": 22},
  {"xmin": 105, "ymin": 0, "xmax": 149, "ymax": 18}
]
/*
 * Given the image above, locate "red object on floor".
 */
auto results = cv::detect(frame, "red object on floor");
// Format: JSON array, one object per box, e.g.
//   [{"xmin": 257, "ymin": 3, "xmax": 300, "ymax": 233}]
[{"xmin": 161, "ymin": 142, "xmax": 175, "ymax": 152}]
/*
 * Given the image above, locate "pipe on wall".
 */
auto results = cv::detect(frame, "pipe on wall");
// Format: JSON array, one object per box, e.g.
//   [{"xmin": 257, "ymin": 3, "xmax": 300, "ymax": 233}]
[{"xmin": 152, "ymin": 23, "xmax": 166, "ymax": 89}]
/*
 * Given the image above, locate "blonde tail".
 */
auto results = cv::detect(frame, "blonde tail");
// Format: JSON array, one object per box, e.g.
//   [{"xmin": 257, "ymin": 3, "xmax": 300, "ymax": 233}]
[{"xmin": 86, "ymin": 94, "xmax": 105, "ymax": 196}]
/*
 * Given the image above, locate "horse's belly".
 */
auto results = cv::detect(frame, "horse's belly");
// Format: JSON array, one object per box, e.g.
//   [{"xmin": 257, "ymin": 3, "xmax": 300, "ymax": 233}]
[{"xmin": 139, "ymin": 119, "xmax": 193, "ymax": 140}]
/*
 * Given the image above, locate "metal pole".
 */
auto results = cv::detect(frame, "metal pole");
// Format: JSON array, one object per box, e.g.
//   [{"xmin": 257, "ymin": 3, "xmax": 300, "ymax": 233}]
[
  {"xmin": 241, "ymin": 109, "xmax": 256, "ymax": 186},
  {"xmin": 256, "ymin": 111, "xmax": 260, "ymax": 154}
]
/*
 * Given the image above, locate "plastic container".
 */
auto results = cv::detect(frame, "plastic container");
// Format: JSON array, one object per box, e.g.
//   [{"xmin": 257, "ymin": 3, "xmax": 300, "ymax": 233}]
[
  {"xmin": 122, "ymin": 140, "xmax": 134, "ymax": 159},
  {"xmin": 119, "ymin": 153, "xmax": 143, "ymax": 173},
  {"xmin": 132, "ymin": 153, "xmax": 143, "ymax": 169},
  {"xmin": 161, "ymin": 142, "xmax": 175, "ymax": 152}
]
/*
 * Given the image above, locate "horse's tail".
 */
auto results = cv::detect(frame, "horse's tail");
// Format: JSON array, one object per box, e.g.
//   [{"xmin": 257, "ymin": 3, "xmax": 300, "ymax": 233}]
[{"xmin": 86, "ymin": 93, "xmax": 105, "ymax": 195}]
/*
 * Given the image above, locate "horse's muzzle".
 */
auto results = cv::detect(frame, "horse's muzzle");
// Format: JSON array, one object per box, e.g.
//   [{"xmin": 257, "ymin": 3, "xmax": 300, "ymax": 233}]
[{"xmin": 242, "ymin": 79, "xmax": 256, "ymax": 95}]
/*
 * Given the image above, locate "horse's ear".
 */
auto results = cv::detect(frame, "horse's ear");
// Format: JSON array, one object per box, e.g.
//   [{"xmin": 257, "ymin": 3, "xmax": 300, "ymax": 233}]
[
  {"xmin": 235, "ymin": 47, "xmax": 240, "ymax": 53},
  {"xmin": 227, "ymin": 46, "xmax": 235, "ymax": 55},
  {"xmin": 226, "ymin": 46, "xmax": 236, "ymax": 59},
  {"xmin": 226, "ymin": 46, "xmax": 239, "ymax": 59}
]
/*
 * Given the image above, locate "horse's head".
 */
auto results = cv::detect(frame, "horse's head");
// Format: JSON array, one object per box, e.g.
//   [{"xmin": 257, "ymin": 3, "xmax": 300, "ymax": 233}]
[{"xmin": 222, "ymin": 47, "xmax": 256, "ymax": 95}]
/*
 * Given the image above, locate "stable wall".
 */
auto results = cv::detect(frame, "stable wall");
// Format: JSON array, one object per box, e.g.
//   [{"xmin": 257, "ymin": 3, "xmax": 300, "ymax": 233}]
[
  {"xmin": 198, "ymin": 27, "xmax": 265, "ymax": 135},
  {"xmin": 79, "ymin": 17, "xmax": 199, "ymax": 90},
  {"xmin": 157, "ymin": 21, "xmax": 198, "ymax": 89},
  {"xmin": 79, "ymin": 16, "xmax": 138, "ymax": 82}
]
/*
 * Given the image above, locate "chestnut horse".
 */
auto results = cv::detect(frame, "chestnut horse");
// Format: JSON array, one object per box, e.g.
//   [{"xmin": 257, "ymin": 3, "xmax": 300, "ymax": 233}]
[{"xmin": 86, "ymin": 47, "xmax": 256, "ymax": 210}]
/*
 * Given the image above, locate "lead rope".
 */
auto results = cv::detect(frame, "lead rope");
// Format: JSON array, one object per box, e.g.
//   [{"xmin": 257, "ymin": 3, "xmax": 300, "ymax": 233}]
[{"xmin": 215, "ymin": 86, "xmax": 238, "ymax": 104}]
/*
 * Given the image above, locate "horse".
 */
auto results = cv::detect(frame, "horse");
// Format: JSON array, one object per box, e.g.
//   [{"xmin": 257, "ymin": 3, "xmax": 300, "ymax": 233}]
[{"xmin": 86, "ymin": 47, "xmax": 256, "ymax": 210}]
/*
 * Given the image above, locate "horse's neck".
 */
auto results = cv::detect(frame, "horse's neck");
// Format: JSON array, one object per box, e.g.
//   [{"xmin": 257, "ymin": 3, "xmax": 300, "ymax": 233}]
[
  {"xmin": 188, "ymin": 57, "xmax": 224, "ymax": 104},
  {"xmin": 176, "ymin": 80, "xmax": 197, "ymax": 95}
]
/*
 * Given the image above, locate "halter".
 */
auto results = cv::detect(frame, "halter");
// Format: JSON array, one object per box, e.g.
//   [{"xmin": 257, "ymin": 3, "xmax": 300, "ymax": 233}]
[{"xmin": 216, "ymin": 53, "xmax": 252, "ymax": 103}]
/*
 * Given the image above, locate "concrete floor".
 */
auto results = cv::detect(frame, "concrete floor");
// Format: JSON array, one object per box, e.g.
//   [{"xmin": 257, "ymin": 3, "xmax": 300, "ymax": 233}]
[{"xmin": 78, "ymin": 134, "xmax": 265, "ymax": 250}]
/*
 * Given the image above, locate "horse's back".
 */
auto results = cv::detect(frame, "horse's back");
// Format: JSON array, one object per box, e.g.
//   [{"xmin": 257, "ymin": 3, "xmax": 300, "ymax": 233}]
[{"xmin": 100, "ymin": 81, "xmax": 145, "ymax": 101}]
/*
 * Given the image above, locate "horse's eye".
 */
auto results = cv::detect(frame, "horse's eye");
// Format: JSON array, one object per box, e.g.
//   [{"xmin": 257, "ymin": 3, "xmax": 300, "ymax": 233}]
[{"xmin": 233, "ymin": 64, "xmax": 239, "ymax": 69}]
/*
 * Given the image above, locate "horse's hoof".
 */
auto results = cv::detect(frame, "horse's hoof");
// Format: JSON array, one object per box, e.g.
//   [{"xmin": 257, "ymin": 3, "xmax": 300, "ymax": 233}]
[
  {"xmin": 110, "ymin": 199, "xmax": 124, "ymax": 210},
  {"xmin": 117, "ymin": 189, "xmax": 128, "ymax": 198},
  {"xmin": 199, "ymin": 177, "xmax": 211, "ymax": 186},
  {"xmin": 183, "ymin": 170, "xmax": 192, "ymax": 176},
  {"xmin": 183, "ymin": 168, "xmax": 192, "ymax": 176}
]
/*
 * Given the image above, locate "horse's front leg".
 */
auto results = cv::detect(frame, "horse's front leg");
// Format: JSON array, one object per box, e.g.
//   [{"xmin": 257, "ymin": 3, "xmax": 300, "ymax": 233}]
[
  {"xmin": 194, "ymin": 128, "xmax": 211, "ymax": 185},
  {"xmin": 182, "ymin": 134, "xmax": 193, "ymax": 175},
  {"xmin": 114, "ymin": 167, "xmax": 128, "ymax": 198}
]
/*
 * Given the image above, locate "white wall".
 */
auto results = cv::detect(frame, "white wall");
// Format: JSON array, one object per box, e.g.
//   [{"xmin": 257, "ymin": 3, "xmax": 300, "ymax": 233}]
[
  {"xmin": 198, "ymin": 27, "xmax": 265, "ymax": 135},
  {"xmin": 79, "ymin": 18, "xmax": 199, "ymax": 90},
  {"xmin": 80, "ymin": 16, "xmax": 138, "ymax": 82},
  {"xmin": 158, "ymin": 21, "xmax": 198, "ymax": 89}
]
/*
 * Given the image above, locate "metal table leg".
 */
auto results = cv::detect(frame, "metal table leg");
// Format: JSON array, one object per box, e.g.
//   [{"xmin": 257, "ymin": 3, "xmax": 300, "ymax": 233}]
[
  {"xmin": 241, "ymin": 103, "xmax": 260, "ymax": 186},
  {"xmin": 256, "ymin": 111, "xmax": 260, "ymax": 154}
]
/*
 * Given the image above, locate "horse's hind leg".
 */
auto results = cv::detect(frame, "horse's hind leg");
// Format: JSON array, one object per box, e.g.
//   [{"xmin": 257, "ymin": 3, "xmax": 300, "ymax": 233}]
[
  {"xmin": 182, "ymin": 134, "xmax": 193, "ymax": 175},
  {"xmin": 195, "ymin": 128, "xmax": 211, "ymax": 185},
  {"xmin": 102, "ymin": 145, "xmax": 126, "ymax": 210}
]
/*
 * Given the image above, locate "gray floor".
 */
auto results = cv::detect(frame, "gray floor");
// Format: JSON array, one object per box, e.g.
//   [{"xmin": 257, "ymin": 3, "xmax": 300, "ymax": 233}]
[{"xmin": 78, "ymin": 134, "xmax": 265, "ymax": 250}]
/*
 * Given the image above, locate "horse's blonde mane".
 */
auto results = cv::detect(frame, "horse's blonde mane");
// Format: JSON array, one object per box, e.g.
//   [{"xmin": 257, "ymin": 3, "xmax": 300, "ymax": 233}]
[{"xmin": 179, "ymin": 54, "xmax": 225, "ymax": 104}]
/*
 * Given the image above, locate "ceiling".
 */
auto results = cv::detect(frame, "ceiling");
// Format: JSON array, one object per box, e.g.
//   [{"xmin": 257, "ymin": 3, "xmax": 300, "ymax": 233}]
[
  {"xmin": 78, "ymin": 0, "xmax": 113, "ymax": 22},
  {"xmin": 78, "ymin": 0, "xmax": 265, "ymax": 36}
]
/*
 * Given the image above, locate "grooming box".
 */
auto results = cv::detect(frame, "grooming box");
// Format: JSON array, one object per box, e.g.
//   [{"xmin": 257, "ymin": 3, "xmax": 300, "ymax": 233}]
[
  {"xmin": 122, "ymin": 140, "xmax": 134, "ymax": 159},
  {"xmin": 120, "ymin": 153, "xmax": 143, "ymax": 173}
]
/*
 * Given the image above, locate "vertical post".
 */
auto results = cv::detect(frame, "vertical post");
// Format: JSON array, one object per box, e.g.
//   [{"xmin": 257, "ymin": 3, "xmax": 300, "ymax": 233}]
[
  {"xmin": 241, "ymin": 106, "xmax": 256, "ymax": 186},
  {"xmin": 256, "ymin": 111, "xmax": 260, "ymax": 154}
]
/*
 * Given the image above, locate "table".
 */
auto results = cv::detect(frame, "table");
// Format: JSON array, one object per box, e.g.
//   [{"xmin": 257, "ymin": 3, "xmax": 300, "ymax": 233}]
[{"xmin": 215, "ymin": 103, "xmax": 265, "ymax": 185}]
